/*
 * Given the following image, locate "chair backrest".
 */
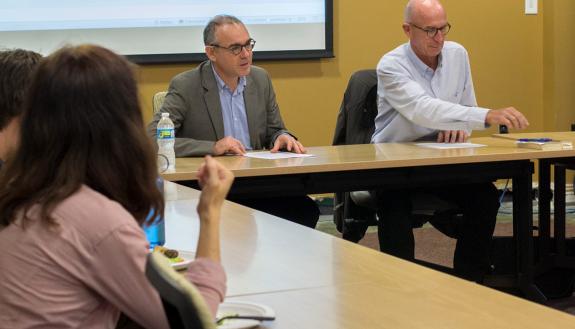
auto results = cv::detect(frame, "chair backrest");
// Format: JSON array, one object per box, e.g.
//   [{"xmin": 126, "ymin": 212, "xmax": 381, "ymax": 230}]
[
  {"xmin": 153, "ymin": 91, "xmax": 168, "ymax": 114},
  {"xmin": 332, "ymin": 69, "xmax": 378, "ymax": 146},
  {"xmin": 332, "ymin": 70, "xmax": 379, "ymax": 241},
  {"xmin": 145, "ymin": 252, "xmax": 216, "ymax": 329}
]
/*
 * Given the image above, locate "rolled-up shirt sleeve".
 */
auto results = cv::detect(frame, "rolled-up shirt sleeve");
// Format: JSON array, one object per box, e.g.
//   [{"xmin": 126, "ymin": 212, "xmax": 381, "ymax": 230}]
[{"xmin": 184, "ymin": 258, "xmax": 227, "ymax": 317}]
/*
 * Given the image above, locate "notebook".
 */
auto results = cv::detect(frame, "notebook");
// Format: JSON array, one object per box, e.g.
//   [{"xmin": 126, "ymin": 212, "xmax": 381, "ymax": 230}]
[{"xmin": 516, "ymin": 140, "xmax": 573, "ymax": 150}]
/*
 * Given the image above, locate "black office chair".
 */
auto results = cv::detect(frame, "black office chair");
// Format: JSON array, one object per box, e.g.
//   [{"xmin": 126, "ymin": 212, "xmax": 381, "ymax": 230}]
[
  {"xmin": 332, "ymin": 69, "xmax": 461, "ymax": 243},
  {"xmin": 145, "ymin": 252, "xmax": 216, "ymax": 329},
  {"xmin": 332, "ymin": 70, "xmax": 379, "ymax": 242}
]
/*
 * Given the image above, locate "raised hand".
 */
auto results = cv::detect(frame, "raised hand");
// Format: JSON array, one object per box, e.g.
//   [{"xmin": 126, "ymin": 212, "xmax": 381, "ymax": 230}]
[
  {"xmin": 195, "ymin": 156, "xmax": 234, "ymax": 262},
  {"xmin": 196, "ymin": 156, "xmax": 234, "ymax": 221}
]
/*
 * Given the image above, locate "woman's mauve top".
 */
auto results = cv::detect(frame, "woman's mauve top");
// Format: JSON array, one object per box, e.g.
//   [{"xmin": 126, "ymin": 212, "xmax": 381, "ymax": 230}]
[{"xmin": 0, "ymin": 185, "xmax": 226, "ymax": 329}]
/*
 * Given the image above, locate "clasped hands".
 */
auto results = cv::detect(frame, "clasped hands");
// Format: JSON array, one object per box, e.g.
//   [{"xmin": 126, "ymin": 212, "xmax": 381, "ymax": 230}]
[{"xmin": 212, "ymin": 134, "xmax": 305, "ymax": 155}]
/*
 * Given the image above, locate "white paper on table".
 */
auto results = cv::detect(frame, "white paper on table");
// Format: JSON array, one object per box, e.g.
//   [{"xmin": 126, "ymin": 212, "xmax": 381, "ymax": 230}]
[
  {"xmin": 243, "ymin": 151, "xmax": 314, "ymax": 159},
  {"xmin": 415, "ymin": 142, "xmax": 486, "ymax": 149}
]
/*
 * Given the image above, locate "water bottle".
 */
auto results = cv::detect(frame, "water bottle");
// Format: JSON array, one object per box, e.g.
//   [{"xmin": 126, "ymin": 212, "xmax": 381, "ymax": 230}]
[
  {"xmin": 157, "ymin": 112, "xmax": 175, "ymax": 171},
  {"xmin": 144, "ymin": 177, "xmax": 165, "ymax": 248}
]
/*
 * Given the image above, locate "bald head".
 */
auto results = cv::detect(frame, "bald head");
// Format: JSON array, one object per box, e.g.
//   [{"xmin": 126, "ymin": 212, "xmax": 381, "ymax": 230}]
[
  {"xmin": 404, "ymin": 0, "xmax": 446, "ymax": 23},
  {"xmin": 402, "ymin": 0, "xmax": 448, "ymax": 69}
]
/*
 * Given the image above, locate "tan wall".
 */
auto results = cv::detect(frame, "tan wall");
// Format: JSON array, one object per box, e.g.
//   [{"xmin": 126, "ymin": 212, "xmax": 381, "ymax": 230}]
[
  {"xmin": 137, "ymin": 0, "xmax": 549, "ymax": 146},
  {"xmin": 543, "ymin": 0, "xmax": 575, "ymax": 132}
]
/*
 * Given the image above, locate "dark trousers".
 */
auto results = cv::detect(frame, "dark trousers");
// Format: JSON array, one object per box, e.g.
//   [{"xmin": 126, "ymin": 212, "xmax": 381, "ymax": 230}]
[
  {"xmin": 374, "ymin": 182, "xmax": 499, "ymax": 282},
  {"xmin": 229, "ymin": 195, "xmax": 320, "ymax": 229}
]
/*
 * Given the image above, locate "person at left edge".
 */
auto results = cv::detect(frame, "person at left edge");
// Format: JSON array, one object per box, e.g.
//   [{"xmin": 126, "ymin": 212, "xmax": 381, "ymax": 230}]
[
  {"xmin": 146, "ymin": 14, "xmax": 319, "ymax": 228},
  {"xmin": 0, "ymin": 49, "xmax": 42, "ymax": 167}
]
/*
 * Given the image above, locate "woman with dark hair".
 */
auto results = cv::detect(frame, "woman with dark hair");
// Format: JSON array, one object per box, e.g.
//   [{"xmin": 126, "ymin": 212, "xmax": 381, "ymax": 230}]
[{"xmin": 0, "ymin": 45, "xmax": 232, "ymax": 328}]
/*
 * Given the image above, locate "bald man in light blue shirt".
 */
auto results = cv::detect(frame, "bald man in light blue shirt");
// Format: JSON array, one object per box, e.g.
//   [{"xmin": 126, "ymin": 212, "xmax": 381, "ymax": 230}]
[
  {"xmin": 372, "ymin": 2, "xmax": 528, "ymax": 145},
  {"xmin": 372, "ymin": 41, "xmax": 488, "ymax": 143},
  {"xmin": 370, "ymin": 0, "xmax": 529, "ymax": 283}
]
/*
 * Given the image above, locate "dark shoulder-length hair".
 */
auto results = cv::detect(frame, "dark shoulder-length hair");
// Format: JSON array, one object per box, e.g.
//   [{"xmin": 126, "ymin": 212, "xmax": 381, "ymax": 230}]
[{"xmin": 0, "ymin": 44, "xmax": 163, "ymax": 228}]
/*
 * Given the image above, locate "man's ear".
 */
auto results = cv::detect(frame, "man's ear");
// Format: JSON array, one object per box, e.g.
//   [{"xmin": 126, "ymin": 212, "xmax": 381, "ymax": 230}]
[
  {"xmin": 402, "ymin": 23, "xmax": 411, "ymax": 37},
  {"xmin": 205, "ymin": 46, "xmax": 216, "ymax": 61}
]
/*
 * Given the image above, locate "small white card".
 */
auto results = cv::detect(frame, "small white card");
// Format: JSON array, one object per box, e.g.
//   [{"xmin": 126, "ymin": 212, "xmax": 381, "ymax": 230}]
[
  {"xmin": 415, "ymin": 142, "xmax": 486, "ymax": 150},
  {"xmin": 243, "ymin": 151, "xmax": 314, "ymax": 160}
]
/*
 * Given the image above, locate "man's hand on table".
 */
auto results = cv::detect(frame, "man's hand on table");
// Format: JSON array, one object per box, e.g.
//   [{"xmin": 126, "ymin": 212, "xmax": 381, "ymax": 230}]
[
  {"xmin": 437, "ymin": 130, "xmax": 469, "ymax": 143},
  {"xmin": 212, "ymin": 136, "xmax": 246, "ymax": 156},
  {"xmin": 270, "ymin": 134, "xmax": 306, "ymax": 154}
]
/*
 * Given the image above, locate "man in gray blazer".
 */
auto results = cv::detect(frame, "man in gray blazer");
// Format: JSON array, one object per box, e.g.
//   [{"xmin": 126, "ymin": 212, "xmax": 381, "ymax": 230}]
[{"xmin": 147, "ymin": 15, "xmax": 319, "ymax": 228}]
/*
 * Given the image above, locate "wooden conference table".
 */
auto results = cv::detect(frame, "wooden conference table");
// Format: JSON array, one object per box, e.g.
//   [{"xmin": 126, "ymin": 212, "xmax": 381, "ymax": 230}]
[
  {"xmin": 163, "ymin": 181, "xmax": 575, "ymax": 329},
  {"xmin": 162, "ymin": 136, "xmax": 575, "ymax": 301},
  {"xmin": 494, "ymin": 132, "xmax": 575, "ymax": 293}
]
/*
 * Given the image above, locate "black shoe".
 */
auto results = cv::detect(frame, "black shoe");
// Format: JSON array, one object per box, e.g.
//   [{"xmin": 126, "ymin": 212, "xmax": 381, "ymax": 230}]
[{"xmin": 428, "ymin": 209, "xmax": 461, "ymax": 239}]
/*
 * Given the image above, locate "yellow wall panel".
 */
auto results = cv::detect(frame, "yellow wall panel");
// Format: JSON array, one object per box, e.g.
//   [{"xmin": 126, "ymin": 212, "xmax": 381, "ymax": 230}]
[{"xmin": 543, "ymin": 0, "xmax": 575, "ymax": 131}]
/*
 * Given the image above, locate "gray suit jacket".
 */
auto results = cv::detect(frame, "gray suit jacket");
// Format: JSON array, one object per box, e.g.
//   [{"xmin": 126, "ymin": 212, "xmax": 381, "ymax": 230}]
[{"xmin": 146, "ymin": 61, "xmax": 291, "ymax": 157}]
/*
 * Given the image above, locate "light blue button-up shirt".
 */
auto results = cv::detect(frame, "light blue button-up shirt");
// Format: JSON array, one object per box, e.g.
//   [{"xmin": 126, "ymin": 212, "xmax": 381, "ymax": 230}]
[
  {"xmin": 212, "ymin": 66, "xmax": 252, "ymax": 150},
  {"xmin": 371, "ymin": 41, "xmax": 489, "ymax": 143}
]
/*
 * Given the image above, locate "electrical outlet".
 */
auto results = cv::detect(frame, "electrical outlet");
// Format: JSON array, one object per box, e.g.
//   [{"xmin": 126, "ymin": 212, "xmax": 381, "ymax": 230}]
[{"xmin": 525, "ymin": 0, "xmax": 538, "ymax": 15}]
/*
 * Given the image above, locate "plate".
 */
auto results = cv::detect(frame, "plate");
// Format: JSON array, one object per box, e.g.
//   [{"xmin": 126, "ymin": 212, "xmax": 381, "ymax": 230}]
[
  {"xmin": 216, "ymin": 301, "xmax": 275, "ymax": 329},
  {"xmin": 150, "ymin": 248, "xmax": 195, "ymax": 271},
  {"xmin": 170, "ymin": 250, "xmax": 194, "ymax": 271}
]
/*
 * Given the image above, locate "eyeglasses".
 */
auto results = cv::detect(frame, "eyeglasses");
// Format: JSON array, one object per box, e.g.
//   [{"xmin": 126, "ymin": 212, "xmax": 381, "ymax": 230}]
[
  {"xmin": 409, "ymin": 23, "xmax": 451, "ymax": 38},
  {"xmin": 210, "ymin": 39, "xmax": 256, "ymax": 55}
]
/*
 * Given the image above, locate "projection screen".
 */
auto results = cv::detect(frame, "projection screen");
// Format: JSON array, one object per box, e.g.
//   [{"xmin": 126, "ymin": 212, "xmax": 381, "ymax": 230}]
[{"xmin": 0, "ymin": 0, "xmax": 334, "ymax": 63}]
